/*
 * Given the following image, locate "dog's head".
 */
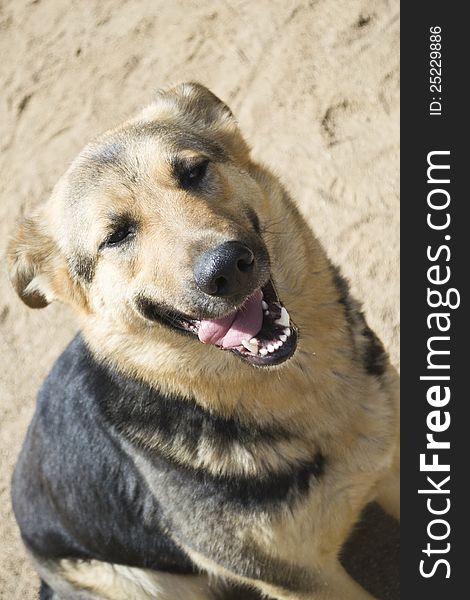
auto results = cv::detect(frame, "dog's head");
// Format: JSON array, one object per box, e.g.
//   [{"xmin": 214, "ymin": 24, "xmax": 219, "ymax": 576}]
[{"xmin": 8, "ymin": 83, "xmax": 300, "ymax": 369}]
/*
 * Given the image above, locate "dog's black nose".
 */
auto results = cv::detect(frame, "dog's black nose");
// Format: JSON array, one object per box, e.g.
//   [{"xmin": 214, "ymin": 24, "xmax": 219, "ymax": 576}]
[{"xmin": 194, "ymin": 241, "xmax": 255, "ymax": 297}]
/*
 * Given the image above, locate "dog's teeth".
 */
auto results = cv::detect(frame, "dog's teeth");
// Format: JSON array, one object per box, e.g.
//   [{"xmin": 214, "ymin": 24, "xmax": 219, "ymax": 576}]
[
  {"xmin": 261, "ymin": 301, "xmax": 268, "ymax": 310},
  {"xmin": 274, "ymin": 341, "xmax": 281, "ymax": 349},
  {"xmin": 242, "ymin": 339, "xmax": 259, "ymax": 354},
  {"xmin": 279, "ymin": 334, "xmax": 287, "ymax": 342},
  {"xmin": 264, "ymin": 310, "xmax": 269, "ymax": 315},
  {"xmin": 250, "ymin": 338, "xmax": 259, "ymax": 345},
  {"xmin": 284, "ymin": 327, "xmax": 291, "ymax": 337},
  {"xmin": 259, "ymin": 347, "xmax": 268, "ymax": 356},
  {"xmin": 267, "ymin": 344, "xmax": 275, "ymax": 353},
  {"xmin": 275, "ymin": 307, "xmax": 290, "ymax": 327}
]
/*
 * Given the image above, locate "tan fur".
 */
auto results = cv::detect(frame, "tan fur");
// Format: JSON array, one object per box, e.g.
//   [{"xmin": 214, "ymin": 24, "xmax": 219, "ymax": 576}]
[
  {"xmin": 8, "ymin": 82, "xmax": 399, "ymax": 600},
  {"xmin": 59, "ymin": 560, "xmax": 212, "ymax": 600},
  {"xmin": 30, "ymin": 553, "xmax": 213, "ymax": 600}
]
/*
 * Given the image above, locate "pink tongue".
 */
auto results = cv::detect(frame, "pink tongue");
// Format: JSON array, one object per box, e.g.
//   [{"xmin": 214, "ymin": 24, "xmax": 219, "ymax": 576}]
[{"xmin": 198, "ymin": 289, "xmax": 263, "ymax": 348}]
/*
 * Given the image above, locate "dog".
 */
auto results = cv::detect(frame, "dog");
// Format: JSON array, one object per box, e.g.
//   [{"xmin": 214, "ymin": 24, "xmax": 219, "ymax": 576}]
[{"xmin": 8, "ymin": 82, "xmax": 399, "ymax": 600}]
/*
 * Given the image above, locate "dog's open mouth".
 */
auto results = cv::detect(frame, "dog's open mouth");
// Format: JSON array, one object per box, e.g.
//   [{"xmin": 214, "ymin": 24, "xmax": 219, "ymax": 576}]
[{"xmin": 139, "ymin": 281, "xmax": 298, "ymax": 367}]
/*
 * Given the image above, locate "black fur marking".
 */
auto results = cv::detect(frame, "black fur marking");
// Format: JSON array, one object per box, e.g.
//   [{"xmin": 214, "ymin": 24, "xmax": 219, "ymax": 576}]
[
  {"xmin": 39, "ymin": 580, "xmax": 54, "ymax": 600},
  {"xmin": 68, "ymin": 254, "xmax": 95, "ymax": 283},
  {"xmin": 330, "ymin": 264, "xmax": 351, "ymax": 309},
  {"xmin": 330, "ymin": 264, "xmax": 359, "ymax": 336},
  {"xmin": 158, "ymin": 451, "xmax": 325, "ymax": 509},
  {"xmin": 362, "ymin": 325, "xmax": 387, "ymax": 377},
  {"xmin": 109, "ymin": 379, "xmax": 289, "ymax": 450},
  {"xmin": 330, "ymin": 264, "xmax": 387, "ymax": 378},
  {"xmin": 211, "ymin": 582, "xmax": 269, "ymax": 600}
]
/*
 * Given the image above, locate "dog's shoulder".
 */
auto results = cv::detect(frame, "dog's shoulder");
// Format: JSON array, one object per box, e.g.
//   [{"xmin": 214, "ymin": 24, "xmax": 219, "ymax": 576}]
[{"xmin": 11, "ymin": 335, "xmax": 195, "ymax": 574}]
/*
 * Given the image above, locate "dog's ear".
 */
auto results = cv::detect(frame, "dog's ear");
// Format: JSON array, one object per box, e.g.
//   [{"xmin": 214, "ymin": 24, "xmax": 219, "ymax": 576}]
[
  {"xmin": 7, "ymin": 211, "xmax": 64, "ymax": 309},
  {"xmin": 8, "ymin": 210, "xmax": 90, "ymax": 311},
  {"xmin": 155, "ymin": 82, "xmax": 235, "ymax": 127},
  {"xmin": 148, "ymin": 82, "xmax": 251, "ymax": 161}
]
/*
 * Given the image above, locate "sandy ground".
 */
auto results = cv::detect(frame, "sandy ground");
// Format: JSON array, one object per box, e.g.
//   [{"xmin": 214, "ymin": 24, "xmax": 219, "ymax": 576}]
[{"xmin": 0, "ymin": 1, "xmax": 399, "ymax": 598}]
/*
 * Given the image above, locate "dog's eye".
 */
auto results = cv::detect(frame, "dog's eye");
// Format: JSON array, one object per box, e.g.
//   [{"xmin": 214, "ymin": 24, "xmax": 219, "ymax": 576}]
[
  {"xmin": 101, "ymin": 224, "xmax": 136, "ymax": 249},
  {"xmin": 181, "ymin": 159, "xmax": 209, "ymax": 188}
]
